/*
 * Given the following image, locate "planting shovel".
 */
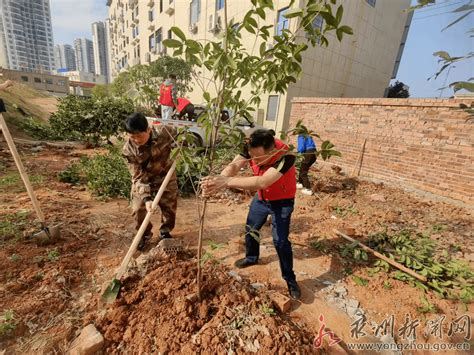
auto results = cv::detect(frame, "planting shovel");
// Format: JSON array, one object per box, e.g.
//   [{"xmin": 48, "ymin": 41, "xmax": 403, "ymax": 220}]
[
  {"xmin": 101, "ymin": 160, "xmax": 178, "ymax": 304},
  {"xmin": 0, "ymin": 112, "xmax": 60, "ymax": 243}
]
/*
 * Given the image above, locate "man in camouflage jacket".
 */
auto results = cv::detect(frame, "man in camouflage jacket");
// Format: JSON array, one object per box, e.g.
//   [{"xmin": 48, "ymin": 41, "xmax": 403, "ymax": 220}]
[{"xmin": 123, "ymin": 112, "xmax": 178, "ymax": 250}]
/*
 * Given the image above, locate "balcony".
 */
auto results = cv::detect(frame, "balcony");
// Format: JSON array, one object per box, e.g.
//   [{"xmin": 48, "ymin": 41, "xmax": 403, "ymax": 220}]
[
  {"xmin": 147, "ymin": 0, "xmax": 154, "ymax": 7},
  {"xmin": 133, "ymin": 17, "xmax": 139, "ymax": 24},
  {"xmin": 148, "ymin": 23, "xmax": 155, "ymax": 31}
]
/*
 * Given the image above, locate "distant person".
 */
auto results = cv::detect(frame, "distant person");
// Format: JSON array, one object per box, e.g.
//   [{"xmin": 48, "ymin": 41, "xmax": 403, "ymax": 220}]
[
  {"xmin": 176, "ymin": 97, "xmax": 195, "ymax": 121},
  {"xmin": 159, "ymin": 74, "xmax": 178, "ymax": 120},
  {"xmin": 297, "ymin": 134, "xmax": 317, "ymax": 196}
]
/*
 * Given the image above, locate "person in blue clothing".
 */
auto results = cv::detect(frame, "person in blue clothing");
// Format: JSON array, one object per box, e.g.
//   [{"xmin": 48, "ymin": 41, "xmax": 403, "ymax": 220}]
[{"xmin": 297, "ymin": 134, "xmax": 317, "ymax": 195}]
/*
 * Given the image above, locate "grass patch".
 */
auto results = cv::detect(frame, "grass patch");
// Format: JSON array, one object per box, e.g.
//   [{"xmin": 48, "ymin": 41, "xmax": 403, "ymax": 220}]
[
  {"xmin": 0, "ymin": 309, "xmax": 16, "ymax": 337},
  {"xmin": 0, "ymin": 210, "xmax": 30, "ymax": 242},
  {"xmin": 0, "ymin": 172, "xmax": 45, "ymax": 193}
]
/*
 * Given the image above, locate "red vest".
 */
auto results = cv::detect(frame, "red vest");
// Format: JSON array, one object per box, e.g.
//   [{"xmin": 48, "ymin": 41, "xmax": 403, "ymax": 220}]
[
  {"xmin": 159, "ymin": 83, "xmax": 175, "ymax": 107},
  {"xmin": 177, "ymin": 97, "xmax": 191, "ymax": 113},
  {"xmin": 249, "ymin": 139, "xmax": 296, "ymax": 201}
]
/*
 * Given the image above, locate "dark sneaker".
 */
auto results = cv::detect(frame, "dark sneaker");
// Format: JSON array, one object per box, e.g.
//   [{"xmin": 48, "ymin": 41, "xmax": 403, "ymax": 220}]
[
  {"xmin": 160, "ymin": 231, "xmax": 172, "ymax": 240},
  {"xmin": 137, "ymin": 233, "xmax": 152, "ymax": 251},
  {"xmin": 287, "ymin": 280, "xmax": 301, "ymax": 300},
  {"xmin": 234, "ymin": 258, "xmax": 257, "ymax": 269}
]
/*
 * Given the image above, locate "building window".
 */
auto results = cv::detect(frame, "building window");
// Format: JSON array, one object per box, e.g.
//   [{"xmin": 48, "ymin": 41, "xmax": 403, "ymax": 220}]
[
  {"xmin": 21, "ymin": 76, "xmax": 29, "ymax": 82},
  {"xmin": 168, "ymin": 29, "xmax": 172, "ymax": 39},
  {"xmin": 190, "ymin": 0, "xmax": 201, "ymax": 25},
  {"xmin": 45, "ymin": 78, "xmax": 53, "ymax": 85},
  {"xmin": 366, "ymin": 0, "xmax": 376, "ymax": 7},
  {"xmin": 34, "ymin": 77, "xmax": 41, "ymax": 83},
  {"xmin": 160, "ymin": 0, "xmax": 163, "ymax": 13},
  {"xmin": 266, "ymin": 95, "xmax": 279, "ymax": 121},
  {"xmin": 58, "ymin": 80, "xmax": 66, "ymax": 86},
  {"xmin": 216, "ymin": 0, "xmax": 224, "ymax": 11},
  {"xmin": 276, "ymin": 7, "xmax": 289, "ymax": 35},
  {"xmin": 149, "ymin": 7, "xmax": 154, "ymax": 21},
  {"xmin": 306, "ymin": 14, "xmax": 323, "ymax": 43},
  {"xmin": 149, "ymin": 33, "xmax": 155, "ymax": 50},
  {"xmin": 155, "ymin": 28, "xmax": 163, "ymax": 51}
]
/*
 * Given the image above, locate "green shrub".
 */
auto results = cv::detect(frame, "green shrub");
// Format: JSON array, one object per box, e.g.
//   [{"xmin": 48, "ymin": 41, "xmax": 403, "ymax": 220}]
[
  {"xmin": 81, "ymin": 147, "xmax": 131, "ymax": 199},
  {"xmin": 59, "ymin": 146, "xmax": 131, "ymax": 199}
]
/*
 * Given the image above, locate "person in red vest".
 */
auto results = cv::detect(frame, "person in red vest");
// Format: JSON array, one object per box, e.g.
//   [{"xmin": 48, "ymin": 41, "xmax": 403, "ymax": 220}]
[
  {"xmin": 159, "ymin": 74, "xmax": 178, "ymax": 120},
  {"xmin": 176, "ymin": 97, "xmax": 195, "ymax": 121},
  {"xmin": 200, "ymin": 129, "xmax": 301, "ymax": 300}
]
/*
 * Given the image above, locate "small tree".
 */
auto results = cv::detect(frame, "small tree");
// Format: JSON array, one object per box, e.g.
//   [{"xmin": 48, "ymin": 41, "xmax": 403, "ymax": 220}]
[
  {"xmin": 110, "ymin": 56, "xmax": 193, "ymax": 112},
  {"xmin": 387, "ymin": 81, "xmax": 410, "ymax": 98},
  {"xmin": 164, "ymin": 0, "xmax": 352, "ymax": 300}
]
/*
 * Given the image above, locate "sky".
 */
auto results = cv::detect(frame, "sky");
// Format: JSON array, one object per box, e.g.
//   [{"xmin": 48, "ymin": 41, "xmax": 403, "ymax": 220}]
[
  {"xmin": 50, "ymin": 0, "xmax": 108, "ymax": 44},
  {"xmin": 395, "ymin": 0, "xmax": 474, "ymax": 97},
  {"xmin": 48, "ymin": 0, "xmax": 473, "ymax": 98}
]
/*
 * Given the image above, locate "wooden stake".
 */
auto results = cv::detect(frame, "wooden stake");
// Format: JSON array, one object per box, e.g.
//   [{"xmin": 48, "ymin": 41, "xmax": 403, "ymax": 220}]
[
  {"xmin": 351, "ymin": 138, "xmax": 367, "ymax": 177},
  {"xmin": 334, "ymin": 229, "xmax": 427, "ymax": 282}
]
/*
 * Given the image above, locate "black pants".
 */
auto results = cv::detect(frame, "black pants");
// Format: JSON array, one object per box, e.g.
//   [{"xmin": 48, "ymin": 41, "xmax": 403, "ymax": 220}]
[
  {"xmin": 178, "ymin": 103, "xmax": 195, "ymax": 120},
  {"xmin": 299, "ymin": 149, "xmax": 316, "ymax": 189}
]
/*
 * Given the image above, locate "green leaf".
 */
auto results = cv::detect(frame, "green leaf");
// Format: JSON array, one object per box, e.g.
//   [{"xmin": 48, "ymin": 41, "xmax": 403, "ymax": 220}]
[
  {"xmin": 163, "ymin": 39, "xmax": 182, "ymax": 48},
  {"xmin": 256, "ymin": 7, "xmax": 266, "ymax": 19},
  {"xmin": 450, "ymin": 81, "xmax": 474, "ymax": 92},
  {"xmin": 339, "ymin": 25, "xmax": 353, "ymax": 35},
  {"xmin": 283, "ymin": 8, "xmax": 303, "ymax": 19},
  {"xmin": 433, "ymin": 51, "xmax": 451, "ymax": 61},
  {"xmin": 185, "ymin": 39, "xmax": 201, "ymax": 50},
  {"xmin": 335, "ymin": 5, "xmax": 343, "ymax": 25},
  {"xmin": 171, "ymin": 26, "xmax": 186, "ymax": 41}
]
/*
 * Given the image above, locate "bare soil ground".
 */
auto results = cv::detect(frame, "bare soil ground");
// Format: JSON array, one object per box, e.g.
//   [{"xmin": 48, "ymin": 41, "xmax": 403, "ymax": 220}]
[{"xmin": 0, "ymin": 142, "xmax": 472, "ymax": 353}]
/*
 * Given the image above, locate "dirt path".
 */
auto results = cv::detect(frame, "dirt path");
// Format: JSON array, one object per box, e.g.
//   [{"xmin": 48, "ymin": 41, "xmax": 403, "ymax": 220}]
[{"xmin": 1, "ymin": 144, "xmax": 472, "ymax": 353}]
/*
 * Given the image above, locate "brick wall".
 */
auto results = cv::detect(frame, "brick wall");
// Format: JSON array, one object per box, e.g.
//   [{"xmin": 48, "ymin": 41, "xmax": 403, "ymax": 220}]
[{"xmin": 290, "ymin": 98, "xmax": 474, "ymax": 206}]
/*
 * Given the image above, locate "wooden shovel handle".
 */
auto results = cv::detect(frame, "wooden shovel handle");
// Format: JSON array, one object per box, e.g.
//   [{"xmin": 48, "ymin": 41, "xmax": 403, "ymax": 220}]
[
  {"xmin": 0, "ymin": 114, "xmax": 45, "ymax": 222},
  {"xmin": 334, "ymin": 229, "xmax": 427, "ymax": 282},
  {"xmin": 115, "ymin": 160, "xmax": 177, "ymax": 280}
]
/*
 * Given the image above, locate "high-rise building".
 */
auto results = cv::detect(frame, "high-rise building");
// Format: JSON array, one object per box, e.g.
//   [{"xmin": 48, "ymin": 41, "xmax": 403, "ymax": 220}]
[
  {"xmin": 0, "ymin": 0, "xmax": 55, "ymax": 73},
  {"xmin": 107, "ymin": 0, "xmax": 412, "ymax": 131},
  {"xmin": 74, "ymin": 38, "xmax": 95, "ymax": 74},
  {"xmin": 54, "ymin": 44, "xmax": 76, "ymax": 71},
  {"xmin": 92, "ymin": 21, "xmax": 110, "ymax": 83}
]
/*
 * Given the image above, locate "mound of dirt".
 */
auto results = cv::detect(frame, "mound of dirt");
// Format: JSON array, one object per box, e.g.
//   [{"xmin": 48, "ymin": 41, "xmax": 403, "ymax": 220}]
[{"xmin": 92, "ymin": 252, "xmax": 317, "ymax": 354}]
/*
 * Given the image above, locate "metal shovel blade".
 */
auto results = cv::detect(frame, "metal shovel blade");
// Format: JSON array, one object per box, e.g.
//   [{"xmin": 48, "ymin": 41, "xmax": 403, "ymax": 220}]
[
  {"xmin": 32, "ymin": 224, "xmax": 60, "ymax": 245},
  {"xmin": 157, "ymin": 238, "xmax": 184, "ymax": 254},
  {"xmin": 101, "ymin": 278, "xmax": 121, "ymax": 304}
]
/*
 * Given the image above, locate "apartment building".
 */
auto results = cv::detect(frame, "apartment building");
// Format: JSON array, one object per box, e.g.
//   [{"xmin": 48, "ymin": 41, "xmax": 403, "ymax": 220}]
[
  {"xmin": 0, "ymin": 0, "xmax": 55, "ymax": 73},
  {"xmin": 74, "ymin": 38, "xmax": 95, "ymax": 74},
  {"xmin": 92, "ymin": 21, "xmax": 111, "ymax": 83},
  {"xmin": 54, "ymin": 44, "xmax": 77, "ymax": 71},
  {"xmin": 106, "ymin": 0, "xmax": 412, "ymax": 131}
]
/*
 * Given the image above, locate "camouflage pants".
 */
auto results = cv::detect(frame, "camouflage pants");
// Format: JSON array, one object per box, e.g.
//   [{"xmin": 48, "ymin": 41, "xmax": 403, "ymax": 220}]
[{"xmin": 131, "ymin": 175, "xmax": 178, "ymax": 236}]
